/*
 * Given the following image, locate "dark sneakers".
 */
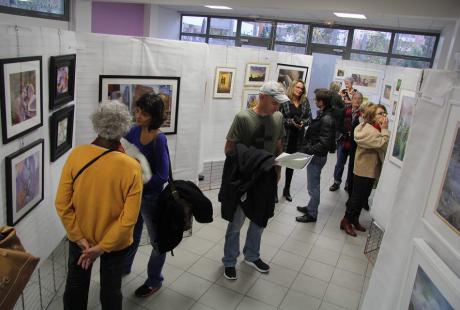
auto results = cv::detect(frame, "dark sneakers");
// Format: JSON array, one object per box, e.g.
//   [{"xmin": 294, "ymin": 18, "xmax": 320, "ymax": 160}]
[
  {"xmin": 297, "ymin": 206, "xmax": 308, "ymax": 214},
  {"xmin": 245, "ymin": 259, "xmax": 270, "ymax": 273},
  {"xmin": 134, "ymin": 284, "xmax": 161, "ymax": 298},
  {"xmin": 329, "ymin": 183, "xmax": 340, "ymax": 191},
  {"xmin": 224, "ymin": 267, "xmax": 237, "ymax": 280},
  {"xmin": 296, "ymin": 213, "xmax": 317, "ymax": 223}
]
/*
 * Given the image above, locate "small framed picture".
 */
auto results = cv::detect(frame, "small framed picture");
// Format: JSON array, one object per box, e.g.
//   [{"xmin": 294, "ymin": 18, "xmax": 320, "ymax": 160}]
[
  {"xmin": 50, "ymin": 104, "xmax": 74, "ymax": 162},
  {"xmin": 49, "ymin": 54, "xmax": 76, "ymax": 110},
  {"xmin": 213, "ymin": 67, "xmax": 236, "ymax": 99},
  {"xmin": 244, "ymin": 63, "xmax": 269, "ymax": 87},
  {"xmin": 241, "ymin": 88, "xmax": 260, "ymax": 110},
  {"xmin": 276, "ymin": 63, "xmax": 309, "ymax": 90},
  {"xmin": 398, "ymin": 239, "xmax": 460, "ymax": 309},
  {"xmin": 0, "ymin": 56, "xmax": 43, "ymax": 144},
  {"xmin": 381, "ymin": 83, "xmax": 392, "ymax": 105},
  {"xmin": 5, "ymin": 139, "xmax": 44, "ymax": 226}
]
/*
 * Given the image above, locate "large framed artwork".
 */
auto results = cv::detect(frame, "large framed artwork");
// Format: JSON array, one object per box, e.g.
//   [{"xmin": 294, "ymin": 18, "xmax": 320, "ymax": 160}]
[
  {"xmin": 5, "ymin": 139, "xmax": 44, "ymax": 226},
  {"xmin": 0, "ymin": 56, "xmax": 43, "ymax": 144},
  {"xmin": 423, "ymin": 104, "xmax": 460, "ymax": 256},
  {"xmin": 99, "ymin": 75, "xmax": 180, "ymax": 134},
  {"xmin": 398, "ymin": 239, "xmax": 460, "ymax": 309},
  {"xmin": 244, "ymin": 63, "xmax": 269, "ymax": 87},
  {"xmin": 346, "ymin": 68, "xmax": 382, "ymax": 94},
  {"xmin": 388, "ymin": 90, "xmax": 416, "ymax": 167},
  {"xmin": 241, "ymin": 88, "xmax": 259, "ymax": 110},
  {"xmin": 50, "ymin": 105, "xmax": 74, "ymax": 162},
  {"xmin": 276, "ymin": 63, "xmax": 309, "ymax": 90},
  {"xmin": 213, "ymin": 67, "xmax": 236, "ymax": 99},
  {"xmin": 49, "ymin": 54, "xmax": 76, "ymax": 110}
]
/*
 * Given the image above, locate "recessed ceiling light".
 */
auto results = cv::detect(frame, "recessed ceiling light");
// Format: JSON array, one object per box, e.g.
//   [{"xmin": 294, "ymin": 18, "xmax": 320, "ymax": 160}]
[
  {"xmin": 205, "ymin": 5, "xmax": 233, "ymax": 10},
  {"xmin": 334, "ymin": 12, "xmax": 367, "ymax": 19}
]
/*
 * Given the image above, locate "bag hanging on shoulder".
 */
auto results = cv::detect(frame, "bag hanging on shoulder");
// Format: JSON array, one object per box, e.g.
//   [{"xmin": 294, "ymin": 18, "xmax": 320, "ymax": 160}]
[{"xmin": 0, "ymin": 226, "xmax": 40, "ymax": 310}]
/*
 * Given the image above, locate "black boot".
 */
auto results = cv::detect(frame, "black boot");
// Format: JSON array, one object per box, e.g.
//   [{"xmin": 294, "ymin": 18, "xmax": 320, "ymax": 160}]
[{"xmin": 283, "ymin": 188, "xmax": 292, "ymax": 202}]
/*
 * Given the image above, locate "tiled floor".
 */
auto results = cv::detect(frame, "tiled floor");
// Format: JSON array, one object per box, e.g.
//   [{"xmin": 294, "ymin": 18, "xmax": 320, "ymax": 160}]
[{"xmin": 47, "ymin": 154, "xmax": 373, "ymax": 310}]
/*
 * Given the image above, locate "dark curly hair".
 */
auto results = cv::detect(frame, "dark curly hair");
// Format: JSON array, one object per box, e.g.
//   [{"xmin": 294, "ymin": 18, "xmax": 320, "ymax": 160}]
[{"xmin": 135, "ymin": 93, "xmax": 166, "ymax": 131}]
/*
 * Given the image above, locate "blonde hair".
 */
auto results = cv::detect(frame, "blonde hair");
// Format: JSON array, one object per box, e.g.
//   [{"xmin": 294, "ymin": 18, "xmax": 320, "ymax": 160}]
[
  {"xmin": 329, "ymin": 81, "xmax": 341, "ymax": 93},
  {"xmin": 363, "ymin": 103, "xmax": 387, "ymax": 124},
  {"xmin": 286, "ymin": 80, "xmax": 306, "ymax": 103}
]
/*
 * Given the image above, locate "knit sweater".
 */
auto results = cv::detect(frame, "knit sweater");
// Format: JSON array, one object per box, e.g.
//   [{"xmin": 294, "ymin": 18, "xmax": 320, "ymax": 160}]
[
  {"xmin": 55, "ymin": 144, "xmax": 143, "ymax": 252},
  {"xmin": 353, "ymin": 123, "xmax": 389, "ymax": 179}
]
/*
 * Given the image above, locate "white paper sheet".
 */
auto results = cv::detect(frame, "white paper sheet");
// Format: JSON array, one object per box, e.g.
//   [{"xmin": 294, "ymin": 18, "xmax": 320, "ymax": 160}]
[{"xmin": 275, "ymin": 152, "xmax": 313, "ymax": 170}]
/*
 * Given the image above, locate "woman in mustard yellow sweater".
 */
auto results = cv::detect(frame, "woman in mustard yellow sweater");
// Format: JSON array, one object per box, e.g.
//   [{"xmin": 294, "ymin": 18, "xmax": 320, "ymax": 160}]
[
  {"xmin": 341, "ymin": 103, "xmax": 389, "ymax": 237},
  {"xmin": 55, "ymin": 102, "xmax": 142, "ymax": 310}
]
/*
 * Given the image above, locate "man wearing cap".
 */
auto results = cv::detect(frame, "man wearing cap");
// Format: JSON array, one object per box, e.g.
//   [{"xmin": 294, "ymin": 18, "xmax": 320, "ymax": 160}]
[{"xmin": 221, "ymin": 81, "xmax": 288, "ymax": 280}]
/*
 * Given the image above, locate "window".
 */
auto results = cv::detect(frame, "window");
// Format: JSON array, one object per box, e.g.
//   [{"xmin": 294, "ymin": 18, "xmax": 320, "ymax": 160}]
[
  {"xmin": 392, "ymin": 33, "xmax": 437, "ymax": 58},
  {"xmin": 350, "ymin": 53, "xmax": 387, "ymax": 65},
  {"xmin": 181, "ymin": 35, "xmax": 206, "ymax": 43},
  {"xmin": 0, "ymin": 0, "xmax": 69, "ymax": 20},
  {"xmin": 241, "ymin": 21, "xmax": 272, "ymax": 38},
  {"xmin": 352, "ymin": 29, "xmax": 391, "ymax": 53},
  {"xmin": 276, "ymin": 23, "xmax": 308, "ymax": 44},
  {"xmin": 210, "ymin": 18, "xmax": 237, "ymax": 36},
  {"xmin": 181, "ymin": 16, "xmax": 207, "ymax": 34},
  {"xmin": 209, "ymin": 38, "xmax": 235, "ymax": 46},
  {"xmin": 389, "ymin": 58, "xmax": 431, "ymax": 69},
  {"xmin": 274, "ymin": 44, "xmax": 306, "ymax": 54},
  {"xmin": 312, "ymin": 27, "xmax": 348, "ymax": 46}
]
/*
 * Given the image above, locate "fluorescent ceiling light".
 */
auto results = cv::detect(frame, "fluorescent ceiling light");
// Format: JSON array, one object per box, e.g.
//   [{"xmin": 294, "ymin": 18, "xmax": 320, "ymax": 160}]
[
  {"xmin": 205, "ymin": 5, "xmax": 233, "ymax": 10},
  {"xmin": 334, "ymin": 12, "xmax": 367, "ymax": 19}
]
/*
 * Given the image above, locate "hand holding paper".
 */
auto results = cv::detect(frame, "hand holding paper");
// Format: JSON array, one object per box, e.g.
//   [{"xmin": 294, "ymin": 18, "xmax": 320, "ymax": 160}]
[{"xmin": 275, "ymin": 152, "xmax": 313, "ymax": 170}]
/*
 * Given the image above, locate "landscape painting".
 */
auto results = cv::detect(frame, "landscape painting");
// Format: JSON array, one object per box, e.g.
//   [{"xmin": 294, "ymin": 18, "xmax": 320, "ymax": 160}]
[
  {"xmin": 390, "ymin": 93, "xmax": 416, "ymax": 167},
  {"xmin": 245, "ymin": 63, "xmax": 269, "ymax": 86},
  {"xmin": 409, "ymin": 267, "xmax": 453, "ymax": 310}
]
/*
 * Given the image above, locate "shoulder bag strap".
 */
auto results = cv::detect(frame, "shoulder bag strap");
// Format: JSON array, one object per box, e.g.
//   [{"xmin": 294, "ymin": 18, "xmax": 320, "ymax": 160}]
[{"xmin": 73, "ymin": 149, "xmax": 114, "ymax": 183}]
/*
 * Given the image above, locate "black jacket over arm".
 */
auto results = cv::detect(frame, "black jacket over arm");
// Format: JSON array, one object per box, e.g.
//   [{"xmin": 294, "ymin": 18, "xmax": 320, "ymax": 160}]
[
  {"xmin": 218, "ymin": 144, "xmax": 277, "ymax": 228},
  {"xmin": 303, "ymin": 107, "xmax": 336, "ymax": 156}
]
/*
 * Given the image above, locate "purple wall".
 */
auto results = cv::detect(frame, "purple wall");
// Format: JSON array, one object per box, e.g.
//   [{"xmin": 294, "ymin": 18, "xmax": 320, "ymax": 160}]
[{"xmin": 92, "ymin": 2, "xmax": 145, "ymax": 36}]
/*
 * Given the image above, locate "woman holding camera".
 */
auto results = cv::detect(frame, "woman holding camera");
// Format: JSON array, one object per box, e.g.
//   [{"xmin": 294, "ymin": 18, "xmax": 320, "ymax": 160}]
[{"xmin": 280, "ymin": 80, "xmax": 311, "ymax": 201}]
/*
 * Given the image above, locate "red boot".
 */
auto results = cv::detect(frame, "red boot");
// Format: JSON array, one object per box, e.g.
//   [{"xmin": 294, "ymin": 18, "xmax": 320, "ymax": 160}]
[
  {"xmin": 352, "ymin": 221, "xmax": 366, "ymax": 232},
  {"xmin": 340, "ymin": 217, "xmax": 357, "ymax": 237}
]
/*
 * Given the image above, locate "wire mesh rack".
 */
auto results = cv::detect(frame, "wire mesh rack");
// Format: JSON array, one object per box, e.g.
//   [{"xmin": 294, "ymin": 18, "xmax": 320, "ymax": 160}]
[{"xmin": 364, "ymin": 219, "xmax": 385, "ymax": 265}]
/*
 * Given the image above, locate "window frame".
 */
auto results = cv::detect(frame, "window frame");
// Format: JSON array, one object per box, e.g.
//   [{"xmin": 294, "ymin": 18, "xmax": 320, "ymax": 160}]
[
  {"xmin": 0, "ymin": 0, "xmax": 69, "ymax": 21},
  {"xmin": 179, "ymin": 14, "xmax": 440, "ymax": 68}
]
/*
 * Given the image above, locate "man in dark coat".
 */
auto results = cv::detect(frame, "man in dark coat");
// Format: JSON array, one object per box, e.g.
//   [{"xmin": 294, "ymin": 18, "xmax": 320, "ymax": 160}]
[{"xmin": 220, "ymin": 81, "xmax": 287, "ymax": 281}]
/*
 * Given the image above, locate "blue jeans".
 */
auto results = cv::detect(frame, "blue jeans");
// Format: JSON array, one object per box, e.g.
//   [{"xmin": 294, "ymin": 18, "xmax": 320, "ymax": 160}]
[
  {"xmin": 306, "ymin": 155, "xmax": 328, "ymax": 218},
  {"xmin": 333, "ymin": 144, "xmax": 350, "ymax": 185},
  {"xmin": 222, "ymin": 205, "xmax": 264, "ymax": 267},
  {"xmin": 124, "ymin": 194, "xmax": 166, "ymax": 288}
]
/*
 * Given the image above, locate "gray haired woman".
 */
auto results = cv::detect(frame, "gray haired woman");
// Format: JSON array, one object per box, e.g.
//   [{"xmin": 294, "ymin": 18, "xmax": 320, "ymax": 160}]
[
  {"xmin": 55, "ymin": 101, "xmax": 143, "ymax": 310},
  {"xmin": 340, "ymin": 77, "xmax": 358, "ymax": 105}
]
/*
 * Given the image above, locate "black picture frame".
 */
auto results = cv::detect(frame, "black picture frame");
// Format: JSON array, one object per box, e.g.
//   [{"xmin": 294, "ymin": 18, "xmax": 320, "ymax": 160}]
[
  {"xmin": 49, "ymin": 54, "xmax": 76, "ymax": 110},
  {"xmin": 0, "ymin": 56, "xmax": 43, "ymax": 144},
  {"xmin": 0, "ymin": 1, "xmax": 69, "ymax": 21},
  {"xmin": 5, "ymin": 139, "xmax": 45, "ymax": 226},
  {"xmin": 50, "ymin": 104, "xmax": 74, "ymax": 162},
  {"xmin": 98, "ymin": 75, "xmax": 181, "ymax": 135},
  {"xmin": 276, "ymin": 63, "xmax": 309, "ymax": 90}
]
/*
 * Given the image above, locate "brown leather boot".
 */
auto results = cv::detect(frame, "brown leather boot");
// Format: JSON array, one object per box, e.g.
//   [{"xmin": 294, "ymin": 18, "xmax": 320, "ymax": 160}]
[
  {"xmin": 352, "ymin": 221, "xmax": 366, "ymax": 232},
  {"xmin": 340, "ymin": 217, "xmax": 357, "ymax": 237}
]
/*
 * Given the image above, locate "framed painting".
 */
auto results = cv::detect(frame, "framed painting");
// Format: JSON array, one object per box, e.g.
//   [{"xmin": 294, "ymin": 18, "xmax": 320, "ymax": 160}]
[
  {"xmin": 395, "ymin": 78, "xmax": 403, "ymax": 93},
  {"xmin": 346, "ymin": 68, "xmax": 382, "ymax": 94},
  {"xmin": 335, "ymin": 68, "xmax": 345, "ymax": 79},
  {"xmin": 276, "ymin": 63, "xmax": 309, "ymax": 90},
  {"xmin": 388, "ymin": 90, "xmax": 416, "ymax": 167},
  {"xmin": 398, "ymin": 239, "xmax": 460, "ymax": 309},
  {"xmin": 49, "ymin": 54, "xmax": 76, "ymax": 110},
  {"xmin": 213, "ymin": 67, "xmax": 236, "ymax": 99},
  {"xmin": 241, "ymin": 88, "xmax": 259, "ymax": 110},
  {"xmin": 5, "ymin": 139, "xmax": 44, "ymax": 226},
  {"xmin": 244, "ymin": 63, "xmax": 269, "ymax": 86},
  {"xmin": 99, "ymin": 75, "xmax": 180, "ymax": 135},
  {"xmin": 0, "ymin": 56, "xmax": 43, "ymax": 144},
  {"xmin": 50, "ymin": 104, "xmax": 74, "ymax": 162},
  {"xmin": 422, "ymin": 104, "xmax": 460, "ymax": 255},
  {"xmin": 381, "ymin": 83, "xmax": 392, "ymax": 105}
]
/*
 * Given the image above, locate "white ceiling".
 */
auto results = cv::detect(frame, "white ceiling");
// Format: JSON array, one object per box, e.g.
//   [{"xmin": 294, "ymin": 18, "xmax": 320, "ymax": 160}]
[{"xmin": 96, "ymin": 0, "xmax": 460, "ymax": 31}]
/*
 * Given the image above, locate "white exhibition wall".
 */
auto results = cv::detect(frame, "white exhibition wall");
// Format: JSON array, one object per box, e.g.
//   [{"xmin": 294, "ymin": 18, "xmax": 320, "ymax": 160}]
[
  {"xmin": 202, "ymin": 46, "xmax": 313, "ymax": 162},
  {"xmin": 362, "ymin": 72, "xmax": 460, "ymax": 309},
  {"xmin": 0, "ymin": 24, "xmax": 76, "ymax": 262}
]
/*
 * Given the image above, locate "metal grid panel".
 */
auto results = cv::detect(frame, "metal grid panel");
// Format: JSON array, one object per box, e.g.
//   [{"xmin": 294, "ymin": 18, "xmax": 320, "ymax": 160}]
[{"xmin": 364, "ymin": 220, "xmax": 385, "ymax": 265}]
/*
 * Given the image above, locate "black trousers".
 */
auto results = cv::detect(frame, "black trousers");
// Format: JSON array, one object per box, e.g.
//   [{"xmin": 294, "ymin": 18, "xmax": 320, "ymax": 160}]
[
  {"xmin": 284, "ymin": 135, "xmax": 298, "ymax": 192},
  {"xmin": 345, "ymin": 146, "xmax": 357, "ymax": 197},
  {"xmin": 345, "ymin": 174, "xmax": 374, "ymax": 222},
  {"xmin": 63, "ymin": 241, "xmax": 130, "ymax": 310}
]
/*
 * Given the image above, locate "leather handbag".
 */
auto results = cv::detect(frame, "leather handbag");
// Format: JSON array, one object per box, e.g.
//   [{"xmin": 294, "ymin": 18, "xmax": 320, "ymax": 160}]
[{"xmin": 0, "ymin": 226, "xmax": 40, "ymax": 310}]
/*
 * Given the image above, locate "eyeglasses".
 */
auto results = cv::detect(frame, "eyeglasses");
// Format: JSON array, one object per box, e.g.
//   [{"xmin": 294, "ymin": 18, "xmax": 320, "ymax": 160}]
[{"xmin": 377, "ymin": 112, "xmax": 387, "ymax": 116}]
